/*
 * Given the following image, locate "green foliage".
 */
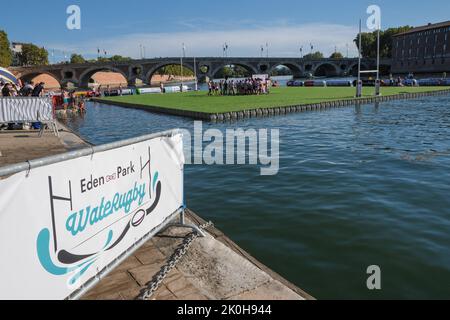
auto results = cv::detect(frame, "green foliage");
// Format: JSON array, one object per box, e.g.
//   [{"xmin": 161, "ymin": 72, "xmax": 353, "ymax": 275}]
[
  {"xmin": 330, "ymin": 52, "xmax": 344, "ymax": 59},
  {"xmin": 354, "ymin": 26, "xmax": 413, "ymax": 58},
  {"xmin": 271, "ymin": 66, "xmax": 292, "ymax": 76},
  {"xmin": 303, "ymin": 51, "xmax": 324, "ymax": 60},
  {"xmin": 215, "ymin": 65, "xmax": 250, "ymax": 78},
  {"xmin": 155, "ymin": 64, "xmax": 194, "ymax": 77},
  {"xmin": 0, "ymin": 30, "xmax": 12, "ymax": 67},
  {"xmin": 96, "ymin": 55, "xmax": 132, "ymax": 63},
  {"xmin": 70, "ymin": 53, "xmax": 86, "ymax": 64},
  {"xmin": 18, "ymin": 43, "xmax": 49, "ymax": 66}
]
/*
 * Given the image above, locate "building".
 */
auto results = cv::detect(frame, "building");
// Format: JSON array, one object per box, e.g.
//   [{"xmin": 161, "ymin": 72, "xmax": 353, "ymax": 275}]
[
  {"xmin": 392, "ymin": 21, "xmax": 450, "ymax": 76},
  {"xmin": 10, "ymin": 42, "xmax": 25, "ymax": 66}
]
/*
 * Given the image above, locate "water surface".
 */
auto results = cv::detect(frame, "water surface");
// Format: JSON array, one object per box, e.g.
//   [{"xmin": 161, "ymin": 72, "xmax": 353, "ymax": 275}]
[{"xmin": 63, "ymin": 94, "xmax": 450, "ymax": 299}]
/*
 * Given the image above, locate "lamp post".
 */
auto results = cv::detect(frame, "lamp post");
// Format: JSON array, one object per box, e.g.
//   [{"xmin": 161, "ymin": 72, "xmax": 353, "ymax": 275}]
[
  {"xmin": 300, "ymin": 46, "xmax": 303, "ymax": 58},
  {"xmin": 181, "ymin": 43, "xmax": 186, "ymax": 92},
  {"xmin": 194, "ymin": 56, "xmax": 198, "ymax": 91},
  {"xmin": 356, "ymin": 19, "xmax": 362, "ymax": 98},
  {"xmin": 375, "ymin": 16, "xmax": 381, "ymax": 96},
  {"xmin": 266, "ymin": 42, "xmax": 269, "ymax": 58}
]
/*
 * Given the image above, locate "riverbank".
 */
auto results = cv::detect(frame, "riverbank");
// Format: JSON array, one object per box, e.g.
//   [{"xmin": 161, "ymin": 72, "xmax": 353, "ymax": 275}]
[{"xmin": 93, "ymin": 86, "xmax": 450, "ymax": 121}]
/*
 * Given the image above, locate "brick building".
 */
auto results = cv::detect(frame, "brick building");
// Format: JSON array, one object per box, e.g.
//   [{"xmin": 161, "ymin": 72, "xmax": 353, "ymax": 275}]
[{"xmin": 392, "ymin": 21, "xmax": 450, "ymax": 76}]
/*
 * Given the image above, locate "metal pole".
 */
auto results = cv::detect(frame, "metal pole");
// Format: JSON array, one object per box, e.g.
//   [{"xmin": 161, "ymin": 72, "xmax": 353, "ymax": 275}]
[
  {"xmin": 181, "ymin": 43, "xmax": 186, "ymax": 92},
  {"xmin": 180, "ymin": 57, "xmax": 184, "ymax": 92},
  {"xmin": 375, "ymin": 20, "xmax": 381, "ymax": 96},
  {"xmin": 194, "ymin": 56, "xmax": 198, "ymax": 91},
  {"xmin": 357, "ymin": 19, "xmax": 362, "ymax": 98}
]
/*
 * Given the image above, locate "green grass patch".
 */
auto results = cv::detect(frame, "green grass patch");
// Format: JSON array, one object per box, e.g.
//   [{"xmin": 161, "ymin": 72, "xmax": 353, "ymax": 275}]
[{"xmin": 100, "ymin": 86, "xmax": 449, "ymax": 114}]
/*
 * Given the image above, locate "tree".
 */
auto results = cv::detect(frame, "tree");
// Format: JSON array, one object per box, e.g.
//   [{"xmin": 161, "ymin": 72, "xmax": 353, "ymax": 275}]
[
  {"xmin": 0, "ymin": 30, "xmax": 12, "ymax": 67},
  {"xmin": 354, "ymin": 26, "xmax": 413, "ymax": 58},
  {"xmin": 303, "ymin": 51, "xmax": 324, "ymax": 60},
  {"xmin": 156, "ymin": 64, "xmax": 194, "ymax": 77},
  {"xmin": 70, "ymin": 53, "xmax": 86, "ymax": 64},
  {"xmin": 18, "ymin": 43, "xmax": 49, "ymax": 66},
  {"xmin": 330, "ymin": 52, "xmax": 344, "ymax": 59},
  {"xmin": 96, "ymin": 55, "xmax": 132, "ymax": 63}
]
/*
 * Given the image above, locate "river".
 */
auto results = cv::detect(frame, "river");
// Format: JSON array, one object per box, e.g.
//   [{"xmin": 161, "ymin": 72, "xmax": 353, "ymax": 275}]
[{"xmin": 62, "ymin": 93, "xmax": 450, "ymax": 299}]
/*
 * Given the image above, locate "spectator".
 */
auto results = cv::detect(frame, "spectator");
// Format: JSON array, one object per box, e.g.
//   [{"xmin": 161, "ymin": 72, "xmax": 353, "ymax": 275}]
[
  {"xmin": 20, "ymin": 81, "xmax": 34, "ymax": 96},
  {"xmin": 1, "ymin": 83, "xmax": 12, "ymax": 97},
  {"xmin": 32, "ymin": 82, "xmax": 45, "ymax": 97}
]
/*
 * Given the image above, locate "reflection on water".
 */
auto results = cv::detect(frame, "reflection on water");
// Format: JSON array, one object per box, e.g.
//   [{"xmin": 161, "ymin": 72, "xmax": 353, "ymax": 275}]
[{"xmin": 63, "ymin": 94, "xmax": 450, "ymax": 299}]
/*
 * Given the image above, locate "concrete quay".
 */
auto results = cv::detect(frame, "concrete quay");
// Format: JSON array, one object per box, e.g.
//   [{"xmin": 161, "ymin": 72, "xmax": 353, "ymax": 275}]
[
  {"xmin": 0, "ymin": 122, "xmax": 90, "ymax": 169},
  {"xmin": 82, "ymin": 209, "xmax": 313, "ymax": 301}
]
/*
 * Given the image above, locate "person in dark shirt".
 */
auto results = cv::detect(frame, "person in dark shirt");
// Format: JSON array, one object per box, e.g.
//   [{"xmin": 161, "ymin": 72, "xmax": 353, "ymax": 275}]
[
  {"xmin": 1, "ymin": 83, "xmax": 12, "ymax": 97},
  {"xmin": 31, "ymin": 82, "xmax": 45, "ymax": 97}
]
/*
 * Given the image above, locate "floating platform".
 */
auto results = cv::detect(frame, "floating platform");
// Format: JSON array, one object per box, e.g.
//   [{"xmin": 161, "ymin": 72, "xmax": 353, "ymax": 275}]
[{"xmin": 92, "ymin": 88, "xmax": 450, "ymax": 121}]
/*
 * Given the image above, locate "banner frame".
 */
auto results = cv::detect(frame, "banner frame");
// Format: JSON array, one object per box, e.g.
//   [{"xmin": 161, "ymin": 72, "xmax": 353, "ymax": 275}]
[{"xmin": 0, "ymin": 128, "xmax": 205, "ymax": 300}]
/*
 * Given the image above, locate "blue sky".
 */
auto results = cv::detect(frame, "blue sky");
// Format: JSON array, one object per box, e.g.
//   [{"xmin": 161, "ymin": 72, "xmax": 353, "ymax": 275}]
[{"xmin": 1, "ymin": 0, "xmax": 449, "ymax": 61}]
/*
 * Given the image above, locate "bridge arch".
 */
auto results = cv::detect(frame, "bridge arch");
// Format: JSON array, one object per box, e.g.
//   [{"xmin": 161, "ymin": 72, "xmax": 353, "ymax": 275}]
[
  {"xmin": 313, "ymin": 63, "xmax": 339, "ymax": 77},
  {"xmin": 269, "ymin": 62, "xmax": 303, "ymax": 78},
  {"xmin": 347, "ymin": 62, "xmax": 370, "ymax": 77},
  {"xmin": 210, "ymin": 62, "xmax": 258, "ymax": 79},
  {"xmin": 18, "ymin": 71, "xmax": 62, "ymax": 89},
  {"xmin": 145, "ymin": 62, "xmax": 195, "ymax": 85},
  {"xmin": 79, "ymin": 66, "xmax": 129, "ymax": 88}
]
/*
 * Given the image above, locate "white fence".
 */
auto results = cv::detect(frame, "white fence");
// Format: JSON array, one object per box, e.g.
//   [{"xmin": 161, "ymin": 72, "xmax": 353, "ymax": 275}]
[
  {"xmin": 0, "ymin": 130, "xmax": 186, "ymax": 300},
  {"xmin": 0, "ymin": 97, "xmax": 54, "ymax": 122}
]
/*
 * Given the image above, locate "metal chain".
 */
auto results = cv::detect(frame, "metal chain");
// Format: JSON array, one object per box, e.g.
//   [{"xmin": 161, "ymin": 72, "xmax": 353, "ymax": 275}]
[{"xmin": 136, "ymin": 221, "xmax": 214, "ymax": 300}]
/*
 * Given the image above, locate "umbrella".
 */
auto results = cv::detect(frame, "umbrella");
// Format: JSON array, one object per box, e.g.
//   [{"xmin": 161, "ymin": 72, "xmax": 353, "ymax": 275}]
[{"xmin": 0, "ymin": 67, "xmax": 18, "ymax": 84}]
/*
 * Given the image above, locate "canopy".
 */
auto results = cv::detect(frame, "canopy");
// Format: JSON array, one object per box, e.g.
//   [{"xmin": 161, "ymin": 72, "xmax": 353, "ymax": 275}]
[{"xmin": 0, "ymin": 67, "xmax": 18, "ymax": 84}]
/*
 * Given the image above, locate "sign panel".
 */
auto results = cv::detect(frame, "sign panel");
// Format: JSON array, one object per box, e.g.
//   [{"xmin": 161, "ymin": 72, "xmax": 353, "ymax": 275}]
[{"xmin": 0, "ymin": 133, "xmax": 184, "ymax": 299}]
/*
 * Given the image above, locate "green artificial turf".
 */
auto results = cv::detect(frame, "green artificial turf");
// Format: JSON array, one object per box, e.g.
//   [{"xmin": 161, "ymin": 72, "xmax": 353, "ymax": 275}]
[{"xmin": 100, "ymin": 86, "xmax": 449, "ymax": 114}]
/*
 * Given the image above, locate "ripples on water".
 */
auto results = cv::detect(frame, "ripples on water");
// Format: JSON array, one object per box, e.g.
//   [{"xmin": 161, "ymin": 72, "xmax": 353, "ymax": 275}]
[{"xmin": 63, "ymin": 95, "xmax": 450, "ymax": 299}]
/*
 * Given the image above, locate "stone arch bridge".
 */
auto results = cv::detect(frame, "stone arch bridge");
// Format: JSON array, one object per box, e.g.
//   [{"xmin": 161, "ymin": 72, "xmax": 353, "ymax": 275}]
[{"xmin": 11, "ymin": 57, "xmax": 391, "ymax": 89}]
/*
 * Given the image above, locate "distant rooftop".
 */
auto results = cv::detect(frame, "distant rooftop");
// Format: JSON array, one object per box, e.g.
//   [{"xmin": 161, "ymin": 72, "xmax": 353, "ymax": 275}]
[{"xmin": 394, "ymin": 20, "xmax": 450, "ymax": 37}]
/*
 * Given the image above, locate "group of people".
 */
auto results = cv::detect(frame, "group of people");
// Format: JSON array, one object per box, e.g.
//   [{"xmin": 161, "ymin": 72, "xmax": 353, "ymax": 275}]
[
  {"xmin": 57, "ymin": 89, "xmax": 86, "ymax": 112},
  {"xmin": 208, "ymin": 78, "xmax": 272, "ymax": 96},
  {"xmin": 0, "ymin": 80, "xmax": 45, "ymax": 97}
]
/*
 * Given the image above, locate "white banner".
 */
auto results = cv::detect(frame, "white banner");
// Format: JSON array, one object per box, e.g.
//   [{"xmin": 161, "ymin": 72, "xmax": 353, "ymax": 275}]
[
  {"xmin": 0, "ymin": 133, "xmax": 184, "ymax": 299},
  {"xmin": 0, "ymin": 97, "xmax": 54, "ymax": 122}
]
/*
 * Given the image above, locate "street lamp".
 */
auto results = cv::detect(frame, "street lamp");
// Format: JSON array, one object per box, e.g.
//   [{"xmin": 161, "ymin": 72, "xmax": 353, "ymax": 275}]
[
  {"xmin": 181, "ymin": 43, "xmax": 186, "ymax": 92},
  {"xmin": 300, "ymin": 46, "xmax": 303, "ymax": 58}
]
